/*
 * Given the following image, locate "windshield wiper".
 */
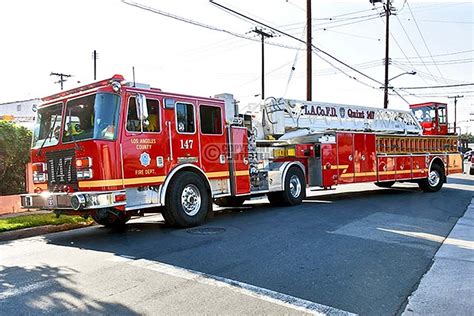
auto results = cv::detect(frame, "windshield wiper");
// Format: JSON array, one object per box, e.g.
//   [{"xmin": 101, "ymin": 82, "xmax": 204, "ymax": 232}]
[{"xmin": 36, "ymin": 115, "xmax": 59, "ymax": 157}]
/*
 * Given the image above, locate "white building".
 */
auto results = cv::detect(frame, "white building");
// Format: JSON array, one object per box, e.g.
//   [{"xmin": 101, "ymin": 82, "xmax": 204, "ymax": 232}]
[{"xmin": 0, "ymin": 99, "xmax": 40, "ymax": 130}]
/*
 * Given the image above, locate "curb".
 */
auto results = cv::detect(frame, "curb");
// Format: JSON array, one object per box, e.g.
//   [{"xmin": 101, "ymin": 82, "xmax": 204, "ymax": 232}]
[
  {"xmin": 403, "ymin": 197, "xmax": 474, "ymax": 315},
  {"xmin": 0, "ymin": 222, "xmax": 94, "ymax": 242}
]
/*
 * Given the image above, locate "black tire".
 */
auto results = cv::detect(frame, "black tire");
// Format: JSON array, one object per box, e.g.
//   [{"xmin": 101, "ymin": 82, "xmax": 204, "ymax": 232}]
[
  {"xmin": 162, "ymin": 171, "xmax": 210, "ymax": 227},
  {"xmin": 268, "ymin": 166, "xmax": 306, "ymax": 206},
  {"xmin": 470, "ymin": 168, "xmax": 474, "ymax": 176},
  {"xmin": 91, "ymin": 209, "xmax": 131, "ymax": 228},
  {"xmin": 375, "ymin": 181, "xmax": 395, "ymax": 188},
  {"xmin": 418, "ymin": 164, "xmax": 444, "ymax": 192},
  {"xmin": 214, "ymin": 196, "xmax": 247, "ymax": 207}
]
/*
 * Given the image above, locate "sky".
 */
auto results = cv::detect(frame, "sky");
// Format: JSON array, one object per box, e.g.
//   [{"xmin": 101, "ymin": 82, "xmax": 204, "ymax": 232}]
[{"xmin": 0, "ymin": 0, "xmax": 473, "ymax": 132}]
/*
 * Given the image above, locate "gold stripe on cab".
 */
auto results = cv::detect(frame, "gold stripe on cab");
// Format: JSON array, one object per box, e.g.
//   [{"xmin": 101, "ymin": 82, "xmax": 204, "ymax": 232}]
[{"xmin": 234, "ymin": 170, "xmax": 249, "ymax": 177}]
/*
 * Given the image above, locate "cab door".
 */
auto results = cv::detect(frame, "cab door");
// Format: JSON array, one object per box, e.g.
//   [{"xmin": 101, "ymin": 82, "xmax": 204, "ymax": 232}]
[
  {"xmin": 168, "ymin": 99, "xmax": 200, "ymax": 167},
  {"xmin": 121, "ymin": 93, "xmax": 168, "ymax": 187},
  {"xmin": 198, "ymin": 103, "xmax": 230, "ymax": 194}
]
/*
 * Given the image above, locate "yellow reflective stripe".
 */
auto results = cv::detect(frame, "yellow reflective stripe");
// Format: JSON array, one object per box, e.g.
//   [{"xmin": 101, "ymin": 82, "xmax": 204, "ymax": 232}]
[
  {"xmin": 124, "ymin": 176, "xmax": 166, "ymax": 185},
  {"xmin": 340, "ymin": 171, "xmax": 376, "ymax": 177},
  {"xmin": 206, "ymin": 171, "xmax": 230, "ymax": 178},
  {"xmin": 234, "ymin": 170, "xmax": 249, "ymax": 177},
  {"xmin": 330, "ymin": 165, "xmax": 349, "ymax": 170},
  {"xmin": 79, "ymin": 179, "xmax": 124, "ymax": 188}
]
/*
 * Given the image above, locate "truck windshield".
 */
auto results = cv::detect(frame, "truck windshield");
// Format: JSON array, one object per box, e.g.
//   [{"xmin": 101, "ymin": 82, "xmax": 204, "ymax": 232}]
[
  {"xmin": 32, "ymin": 103, "xmax": 63, "ymax": 149},
  {"xmin": 412, "ymin": 106, "xmax": 435, "ymax": 123},
  {"xmin": 63, "ymin": 93, "xmax": 121, "ymax": 143}
]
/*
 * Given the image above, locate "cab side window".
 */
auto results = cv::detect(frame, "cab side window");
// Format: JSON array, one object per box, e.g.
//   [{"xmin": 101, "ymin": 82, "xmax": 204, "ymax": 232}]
[
  {"xmin": 176, "ymin": 102, "xmax": 195, "ymax": 133},
  {"xmin": 126, "ymin": 97, "xmax": 161, "ymax": 133},
  {"xmin": 126, "ymin": 97, "xmax": 140, "ymax": 132},
  {"xmin": 200, "ymin": 105, "xmax": 222, "ymax": 134},
  {"xmin": 146, "ymin": 99, "xmax": 160, "ymax": 132}
]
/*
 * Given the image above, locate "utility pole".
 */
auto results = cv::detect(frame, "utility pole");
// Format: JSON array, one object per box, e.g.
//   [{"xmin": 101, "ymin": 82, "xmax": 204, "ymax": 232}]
[
  {"xmin": 251, "ymin": 27, "xmax": 273, "ymax": 100},
  {"xmin": 50, "ymin": 72, "xmax": 72, "ymax": 90},
  {"xmin": 371, "ymin": 0, "xmax": 394, "ymax": 108},
  {"xmin": 92, "ymin": 50, "xmax": 98, "ymax": 80},
  {"xmin": 448, "ymin": 95, "xmax": 464, "ymax": 134},
  {"xmin": 383, "ymin": 0, "xmax": 393, "ymax": 109},
  {"xmin": 306, "ymin": 0, "xmax": 312, "ymax": 101}
]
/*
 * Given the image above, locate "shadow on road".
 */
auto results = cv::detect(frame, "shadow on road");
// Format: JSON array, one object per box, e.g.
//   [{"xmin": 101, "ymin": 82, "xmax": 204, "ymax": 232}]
[
  {"xmin": 40, "ymin": 179, "xmax": 473, "ymax": 315},
  {"xmin": 0, "ymin": 264, "xmax": 139, "ymax": 314}
]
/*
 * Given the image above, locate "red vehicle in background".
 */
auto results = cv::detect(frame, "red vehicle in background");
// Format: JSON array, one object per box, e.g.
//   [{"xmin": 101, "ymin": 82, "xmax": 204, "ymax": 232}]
[
  {"xmin": 410, "ymin": 102, "xmax": 448, "ymax": 135},
  {"xmin": 21, "ymin": 75, "xmax": 463, "ymax": 228}
]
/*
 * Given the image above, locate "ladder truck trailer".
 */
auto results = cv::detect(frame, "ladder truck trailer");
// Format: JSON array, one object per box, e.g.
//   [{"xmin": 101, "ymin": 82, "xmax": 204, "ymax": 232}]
[{"xmin": 21, "ymin": 75, "xmax": 463, "ymax": 227}]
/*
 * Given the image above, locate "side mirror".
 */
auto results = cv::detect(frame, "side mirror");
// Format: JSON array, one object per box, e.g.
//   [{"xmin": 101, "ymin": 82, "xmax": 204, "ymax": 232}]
[{"xmin": 136, "ymin": 94, "xmax": 149, "ymax": 121}]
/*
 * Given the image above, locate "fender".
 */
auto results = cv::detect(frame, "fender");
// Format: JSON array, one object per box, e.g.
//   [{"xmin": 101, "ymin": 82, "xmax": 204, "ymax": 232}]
[
  {"xmin": 159, "ymin": 164, "xmax": 211, "ymax": 206},
  {"xmin": 281, "ymin": 161, "xmax": 306, "ymax": 189},
  {"xmin": 428, "ymin": 155, "xmax": 447, "ymax": 183}
]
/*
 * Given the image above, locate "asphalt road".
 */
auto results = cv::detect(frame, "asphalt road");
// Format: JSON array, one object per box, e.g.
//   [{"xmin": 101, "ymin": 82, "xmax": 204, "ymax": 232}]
[{"xmin": 1, "ymin": 174, "xmax": 473, "ymax": 315}]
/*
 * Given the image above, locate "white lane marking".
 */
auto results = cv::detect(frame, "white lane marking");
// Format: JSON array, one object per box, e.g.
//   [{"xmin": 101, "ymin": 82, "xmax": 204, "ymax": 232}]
[
  {"xmin": 118, "ymin": 257, "xmax": 356, "ymax": 315},
  {"xmin": 0, "ymin": 279, "xmax": 52, "ymax": 300}
]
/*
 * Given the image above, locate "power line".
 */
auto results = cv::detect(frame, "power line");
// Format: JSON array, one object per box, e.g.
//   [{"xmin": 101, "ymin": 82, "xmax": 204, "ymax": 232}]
[
  {"xmin": 406, "ymin": 1, "xmax": 447, "ymax": 84},
  {"xmin": 321, "ymin": 29, "xmax": 381, "ymax": 41},
  {"xmin": 374, "ymin": 7, "xmax": 430, "ymax": 86},
  {"xmin": 395, "ymin": 15, "xmax": 438, "ymax": 84},
  {"xmin": 392, "ymin": 49, "xmax": 474, "ymax": 60},
  {"xmin": 209, "ymin": 0, "xmax": 384, "ymax": 87},
  {"xmin": 393, "ymin": 58, "xmax": 474, "ymax": 66},
  {"xmin": 404, "ymin": 18, "xmax": 474, "ymax": 25},
  {"xmin": 398, "ymin": 83, "xmax": 474, "ymax": 90},
  {"xmin": 121, "ymin": 0, "xmax": 302, "ymax": 51}
]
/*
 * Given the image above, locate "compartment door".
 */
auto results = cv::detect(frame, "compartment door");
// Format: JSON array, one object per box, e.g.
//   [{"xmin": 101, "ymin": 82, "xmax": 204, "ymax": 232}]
[
  {"xmin": 377, "ymin": 156, "xmax": 396, "ymax": 182},
  {"xmin": 337, "ymin": 133, "xmax": 354, "ymax": 183},
  {"xmin": 230, "ymin": 127, "xmax": 250, "ymax": 195},
  {"xmin": 395, "ymin": 156, "xmax": 412, "ymax": 180},
  {"xmin": 354, "ymin": 134, "xmax": 377, "ymax": 182}
]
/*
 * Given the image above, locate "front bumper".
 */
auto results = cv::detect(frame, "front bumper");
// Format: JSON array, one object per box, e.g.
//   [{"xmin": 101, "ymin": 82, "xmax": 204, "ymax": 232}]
[{"xmin": 21, "ymin": 190, "xmax": 126, "ymax": 211}]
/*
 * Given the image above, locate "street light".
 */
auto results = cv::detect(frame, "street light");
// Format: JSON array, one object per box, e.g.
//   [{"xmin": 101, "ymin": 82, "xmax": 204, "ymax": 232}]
[
  {"xmin": 381, "ymin": 71, "xmax": 417, "ymax": 107},
  {"xmin": 388, "ymin": 70, "xmax": 416, "ymax": 83}
]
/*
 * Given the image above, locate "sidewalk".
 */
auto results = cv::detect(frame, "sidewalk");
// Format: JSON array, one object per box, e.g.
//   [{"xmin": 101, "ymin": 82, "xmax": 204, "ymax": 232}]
[{"xmin": 403, "ymin": 197, "xmax": 474, "ymax": 315}]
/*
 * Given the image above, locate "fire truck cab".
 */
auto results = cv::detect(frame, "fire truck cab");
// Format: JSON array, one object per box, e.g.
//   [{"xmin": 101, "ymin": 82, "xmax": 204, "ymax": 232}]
[
  {"xmin": 410, "ymin": 102, "xmax": 448, "ymax": 135},
  {"xmin": 21, "ymin": 75, "xmax": 463, "ymax": 228},
  {"xmin": 22, "ymin": 75, "xmax": 306, "ymax": 227}
]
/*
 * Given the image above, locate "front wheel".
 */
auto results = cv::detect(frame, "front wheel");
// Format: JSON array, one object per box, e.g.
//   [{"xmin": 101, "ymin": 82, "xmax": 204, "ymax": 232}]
[
  {"xmin": 162, "ymin": 171, "xmax": 211, "ymax": 227},
  {"xmin": 418, "ymin": 164, "xmax": 444, "ymax": 192},
  {"xmin": 268, "ymin": 166, "xmax": 306, "ymax": 206}
]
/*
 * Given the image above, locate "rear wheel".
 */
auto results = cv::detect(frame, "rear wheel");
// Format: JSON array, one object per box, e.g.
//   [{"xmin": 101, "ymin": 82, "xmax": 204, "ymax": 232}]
[
  {"xmin": 91, "ymin": 209, "xmax": 131, "ymax": 228},
  {"xmin": 375, "ymin": 181, "xmax": 395, "ymax": 188},
  {"xmin": 268, "ymin": 166, "xmax": 306, "ymax": 206},
  {"xmin": 214, "ymin": 196, "xmax": 247, "ymax": 207},
  {"xmin": 162, "ymin": 171, "xmax": 210, "ymax": 227},
  {"xmin": 419, "ymin": 164, "xmax": 444, "ymax": 192}
]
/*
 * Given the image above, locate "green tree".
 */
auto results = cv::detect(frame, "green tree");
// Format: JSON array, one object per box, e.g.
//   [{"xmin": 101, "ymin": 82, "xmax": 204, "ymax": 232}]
[
  {"xmin": 460, "ymin": 133, "xmax": 474, "ymax": 143},
  {"xmin": 0, "ymin": 122, "xmax": 32, "ymax": 195}
]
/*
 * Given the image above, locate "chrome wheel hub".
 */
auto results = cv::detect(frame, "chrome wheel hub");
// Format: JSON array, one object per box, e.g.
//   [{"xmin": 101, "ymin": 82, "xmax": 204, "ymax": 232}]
[
  {"xmin": 289, "ymin": 175, "xmax": 302, "ymax": 198},
  {"xmin": 428, "ymin": 170, "xmax": 440, "ymax": 187},
  {"xmin": 181, "ymin": 184, "xmax": 201, "ymax": 216}
]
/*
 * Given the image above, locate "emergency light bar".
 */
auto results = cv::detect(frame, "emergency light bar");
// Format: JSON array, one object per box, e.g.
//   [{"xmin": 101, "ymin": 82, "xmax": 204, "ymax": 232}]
[{"xmin": 42, "ymin": 74, "xmax": 125, "ymax": 102}]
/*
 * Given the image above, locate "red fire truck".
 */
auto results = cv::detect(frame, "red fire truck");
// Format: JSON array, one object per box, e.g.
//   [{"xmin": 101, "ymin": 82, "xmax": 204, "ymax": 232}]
[{"xmin": 21, "ymin": 75, "xmax": 463, "ymax": 227}]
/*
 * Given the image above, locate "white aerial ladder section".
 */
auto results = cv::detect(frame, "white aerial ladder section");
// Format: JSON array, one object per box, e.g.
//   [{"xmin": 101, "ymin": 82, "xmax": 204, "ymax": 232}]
[{"xmin": 262, "ymin": 97, "xmax": 423, "ymax": 140}]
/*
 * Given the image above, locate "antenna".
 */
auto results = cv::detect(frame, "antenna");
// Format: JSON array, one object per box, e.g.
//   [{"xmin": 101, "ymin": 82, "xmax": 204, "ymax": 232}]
[{"xmin": 132, "ymin": 66, "xmax": 136, "ymax": 87}]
